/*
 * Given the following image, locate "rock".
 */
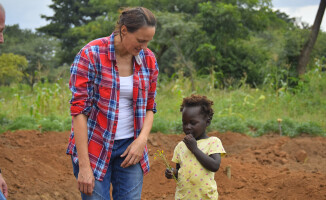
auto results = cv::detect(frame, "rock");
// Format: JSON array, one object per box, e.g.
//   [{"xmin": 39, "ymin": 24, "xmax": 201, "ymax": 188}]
[
  {"xmin": 295, "ymin": 150, "xmax": 307, "ymax": 163},
  {"xmin": 280, "ymin": 158, "xmax": 288, "ymax": 165},
  {"xmin": 148, "ymin": 136, "xmax": 158, "ymax": 147}
]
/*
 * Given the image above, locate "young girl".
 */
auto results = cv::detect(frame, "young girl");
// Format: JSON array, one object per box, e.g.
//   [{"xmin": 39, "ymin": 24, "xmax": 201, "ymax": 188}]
[{"xmin": 165, "ymin": 94, "xmax": 226, "ymax": 199}]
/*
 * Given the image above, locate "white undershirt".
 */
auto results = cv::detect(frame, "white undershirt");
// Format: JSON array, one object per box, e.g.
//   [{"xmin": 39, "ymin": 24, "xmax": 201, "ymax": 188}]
[{"xmin": 115, "ymin": 75, "xmax": 134, "ymax": 140}]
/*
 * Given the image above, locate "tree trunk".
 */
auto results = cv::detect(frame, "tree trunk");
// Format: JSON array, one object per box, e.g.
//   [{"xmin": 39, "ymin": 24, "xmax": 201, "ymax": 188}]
[{"xmin": 297, "ymin": 0, "xmax": 326, "ymax": 76}]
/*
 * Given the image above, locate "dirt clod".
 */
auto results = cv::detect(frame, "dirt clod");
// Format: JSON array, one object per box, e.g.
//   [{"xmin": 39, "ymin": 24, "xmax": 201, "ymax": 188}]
[{"xmin": 295, "ymin": 149, "xmax": 308, "ymax": 163}]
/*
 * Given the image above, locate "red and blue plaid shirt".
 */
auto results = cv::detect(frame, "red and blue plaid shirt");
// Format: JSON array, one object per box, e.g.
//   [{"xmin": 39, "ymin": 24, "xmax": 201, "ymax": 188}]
[{"xmin": 66, "ymin": 33, "xmax": 159, "ymax": 181}]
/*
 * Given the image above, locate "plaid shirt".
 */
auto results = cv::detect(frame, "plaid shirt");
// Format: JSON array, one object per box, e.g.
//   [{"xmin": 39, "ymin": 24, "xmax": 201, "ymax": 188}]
[{"xmin": 66, "ymin": 33, "xmax": 158, "ymax": 181}]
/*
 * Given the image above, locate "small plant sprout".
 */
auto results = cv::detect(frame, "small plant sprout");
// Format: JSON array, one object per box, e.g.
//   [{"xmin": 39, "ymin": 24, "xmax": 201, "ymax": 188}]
[
  {"xmin": 277, "ymin": 118, "xmax": 283, "ymax": 136},
  {"xmin": 154, "ymin": 150, "xmax": 177, "ymax": 181}
]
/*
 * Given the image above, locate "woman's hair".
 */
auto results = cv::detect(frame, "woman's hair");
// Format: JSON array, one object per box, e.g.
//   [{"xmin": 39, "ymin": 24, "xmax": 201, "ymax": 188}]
[
  {"xmin": 115, "ymin": 7, "xmax": 156, "ymax": 36},
  {"xmin": 180, "ymin": 94, "xmax": 214, "ymax": 123}
]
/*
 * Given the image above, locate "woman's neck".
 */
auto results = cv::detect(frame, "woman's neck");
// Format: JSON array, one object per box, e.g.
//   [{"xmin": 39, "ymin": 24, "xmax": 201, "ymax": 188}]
[{"xmin": 114, "ymin": 35, "xmax": 130, "ymax": 58}]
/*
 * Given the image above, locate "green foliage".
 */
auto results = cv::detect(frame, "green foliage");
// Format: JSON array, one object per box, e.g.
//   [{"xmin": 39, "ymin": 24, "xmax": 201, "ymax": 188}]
[
  {"xmin": 0, "ymin": 25, "xmax": 60, "ymax": 87},
  {"xmin": 36, "ymin": 0, "xmax": 307, "ymax": 88},
  {"xmin": 7, "ymin": 116, "xmax": 38, "ymax": 131},
  {"xmin": 38, "ymin": 0, "xmax": 105, "ymax": 63},
  {"xmin": 0, "ymin": 53, "xmax": 27, "ymax": 85},
  {"xmin": 0, "ymin": 66, "xmax": 325, "ymax": 136},
  {"xmin": 152, "ymin": 116, "xmax": 183, "ymax": 134},
  {"xmin": 296, "ymin": 122, "xmax": 325, "ymax": 136},
  {"xmin": 152, "ymin": 65, "xmax": 326, "ymax": 137},
  {"xmin": 210, "ymin": 116, "xmax": 249, "ymax": 133},
  {"xmin": 39, "ymin": 115, "xmax": 71, "ymax": 132}
]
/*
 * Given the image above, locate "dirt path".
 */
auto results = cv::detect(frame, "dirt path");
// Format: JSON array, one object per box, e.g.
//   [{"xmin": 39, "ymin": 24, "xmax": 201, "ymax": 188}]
[{"xmin": 0, "ymin": 130, "xmax": 325, "ymax": 200}]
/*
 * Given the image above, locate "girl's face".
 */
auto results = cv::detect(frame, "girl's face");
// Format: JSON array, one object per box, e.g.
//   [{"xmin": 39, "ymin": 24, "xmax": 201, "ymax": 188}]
[
  {"xmin": 121, "ymin": 25, "xmax": 156, "ymax": 56},
  {"xmin": 182, "ymin": 106, "xmax": 209, "ymax": 140}
]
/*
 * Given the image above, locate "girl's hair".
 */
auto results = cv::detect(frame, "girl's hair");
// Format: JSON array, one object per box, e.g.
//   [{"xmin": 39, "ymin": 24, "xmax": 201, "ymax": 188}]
[
  {"xmin": 114, "ymin": 7, "xmax": 156, "ymax": 36},
  {"xmin": 180, "ymin": 94, "xmax": 214, "ymax": 123}
]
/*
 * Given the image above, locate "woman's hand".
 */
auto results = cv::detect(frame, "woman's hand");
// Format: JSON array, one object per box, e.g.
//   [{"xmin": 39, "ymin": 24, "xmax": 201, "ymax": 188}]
[
  {"xmin": 77, "ymin": 165, "xmax": 95, "ymax": 195},
  {"xmin": 120, "ymin": 136, "xmax": 147, "ymax": 168},
  {"xmin": 183, "ymin": 134, "xmax": 198, "ymax": 153}
]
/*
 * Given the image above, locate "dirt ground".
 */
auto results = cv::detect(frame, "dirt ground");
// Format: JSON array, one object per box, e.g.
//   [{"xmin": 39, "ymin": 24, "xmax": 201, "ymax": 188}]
[{"xmin": 0, "ymin": 130, "xmax": 326, "ymax": 200}]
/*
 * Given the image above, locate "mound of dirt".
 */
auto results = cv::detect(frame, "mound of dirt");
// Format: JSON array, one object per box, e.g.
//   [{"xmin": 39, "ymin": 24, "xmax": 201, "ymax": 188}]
[{"xmin": 0, "ymin": 130, "xmax": 325, "ymax": 200}]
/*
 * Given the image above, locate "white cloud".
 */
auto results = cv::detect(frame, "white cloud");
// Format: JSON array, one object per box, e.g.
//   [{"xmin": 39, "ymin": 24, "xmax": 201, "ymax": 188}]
[{"xmin": 274, "ymin": 5, "xmax": 326, "ymax": 31}]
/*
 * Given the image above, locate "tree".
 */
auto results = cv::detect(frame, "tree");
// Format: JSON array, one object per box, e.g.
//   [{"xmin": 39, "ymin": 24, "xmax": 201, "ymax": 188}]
[
  {"xmin": 0, "ymin": 25, "xmax": 59, "ymax": 88},
  {"xmin": 192, "ymin": 1, "xmax": 273, "ymax": 86},
  {"xmin": 297, "ymin": 0, "xmax": 326, "ymax": 75},
  {"xmin": 0, "ymin": 53, "xmax": 27, "ymax": 85},
  {"xmin": 38, "ymin": 0, "xmax": 104, "ymax": 64}
]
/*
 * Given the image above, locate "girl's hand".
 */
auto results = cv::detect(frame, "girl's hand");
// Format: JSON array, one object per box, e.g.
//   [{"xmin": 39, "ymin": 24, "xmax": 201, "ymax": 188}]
[
  {"xmin": 183, "ymin": 134, "xmax": 198, "ymax": 153},
  {"xmin": 120, "ymin": 136, "xmax": 147, "ymax": 168},
  {"xmin": 165, "ymin": 168, "xmax": 175, "ymax": 179},
  {"xmin": 77, "ymin": 165, "xmax": 95, "ymax": 195}
]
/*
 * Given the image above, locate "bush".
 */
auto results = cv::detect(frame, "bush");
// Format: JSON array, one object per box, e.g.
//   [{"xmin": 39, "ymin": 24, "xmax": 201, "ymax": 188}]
[
  {"xmin": 7, "ymin": 116, "xmax": 38, "ymax": 131},
  {"xmin": 39, "ymin": 117, "xmax": 63, "ymax": 132},
  {"xmin": 210, "ymin": 116, "xmax": 248, "ymax": 133},
  {"xmin": 152, "ymin": 116, "xmax": 183, "ymax": 134},
  {"xmin": 63, "ymin": 117, "xmax": 72, "ymax": 131},
  {"xmin": 297, "ymin": 122, "xmax": 325, "ymax": 136}
]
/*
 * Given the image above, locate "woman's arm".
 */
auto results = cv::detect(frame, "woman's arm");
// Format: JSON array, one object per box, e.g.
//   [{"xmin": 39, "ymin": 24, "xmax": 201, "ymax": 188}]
[
  {"xmin": 183, "ymin": 134, "xmax": 221, "ymax": 172},
  {"xmin": 73, "ymin": 114, "xmax": 95, "ymax": 195},
  {"xmin": 120, "ymin": 110, "xmax": 154, "ymax": 168}
]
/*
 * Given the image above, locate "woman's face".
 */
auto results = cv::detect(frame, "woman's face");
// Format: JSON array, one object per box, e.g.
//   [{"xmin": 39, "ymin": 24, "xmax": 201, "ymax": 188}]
[{"xmin": 121, "ymin": 26, "xmax": 156, "ymax": 56}]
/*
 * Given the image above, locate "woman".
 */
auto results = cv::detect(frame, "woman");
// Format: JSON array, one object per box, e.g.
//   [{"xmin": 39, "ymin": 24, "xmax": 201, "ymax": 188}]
[{"xmin": 67, "ymin": 7, "xmax": 158, "ymax": 200}]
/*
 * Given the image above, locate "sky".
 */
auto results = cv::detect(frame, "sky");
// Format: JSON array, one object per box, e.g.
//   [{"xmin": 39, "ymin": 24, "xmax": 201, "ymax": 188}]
[{"xmin": 1, "ymin": 0, "xmax": 325, "ymax": 31}]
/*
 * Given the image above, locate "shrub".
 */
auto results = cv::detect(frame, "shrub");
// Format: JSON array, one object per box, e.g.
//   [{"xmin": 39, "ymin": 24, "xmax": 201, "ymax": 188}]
[
  {"xmin": 210, "ymin": 116, "xmax": 248, "ymax": 133},
  {"xmin": 296, "ymin": 122, "xmax": 325, "ymax": 136},
  {"xmin": 7, "ymin": 116, "xmax": 37, "ymax": 131}
]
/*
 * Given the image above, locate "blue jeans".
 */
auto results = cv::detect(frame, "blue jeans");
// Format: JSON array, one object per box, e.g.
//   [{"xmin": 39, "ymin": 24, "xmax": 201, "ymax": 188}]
[
  {"xmin": 0, "ymin": 191, "xmax": 6, "ymax": 200},
  {"xmin": 72, "ymin": 137, "xmax": 143, "ymax": 200}
]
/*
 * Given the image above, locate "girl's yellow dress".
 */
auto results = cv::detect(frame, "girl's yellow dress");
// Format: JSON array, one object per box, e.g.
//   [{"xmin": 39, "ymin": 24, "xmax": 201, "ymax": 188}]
[{"xmin": 172, "ymin": 137, "xmax": 226, "ymax": 200}]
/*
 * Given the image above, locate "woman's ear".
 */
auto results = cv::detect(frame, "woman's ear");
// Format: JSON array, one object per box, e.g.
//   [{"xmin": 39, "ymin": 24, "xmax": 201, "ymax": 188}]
[{"xmin": 120, "ymin": 25, "xmax": 128, "ymax": 36}]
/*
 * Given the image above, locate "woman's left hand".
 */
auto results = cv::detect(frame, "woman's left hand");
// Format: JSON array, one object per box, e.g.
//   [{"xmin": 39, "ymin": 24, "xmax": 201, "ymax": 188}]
[{"xmin": 120, "ymin": 136, "xmax": 147, "ymax": 168}]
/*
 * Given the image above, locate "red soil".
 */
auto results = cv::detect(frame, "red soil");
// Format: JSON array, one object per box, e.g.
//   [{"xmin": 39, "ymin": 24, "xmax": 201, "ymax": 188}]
[{"xmin": 0, "ymin": 130, "xmax": 325, "ymax": 200}]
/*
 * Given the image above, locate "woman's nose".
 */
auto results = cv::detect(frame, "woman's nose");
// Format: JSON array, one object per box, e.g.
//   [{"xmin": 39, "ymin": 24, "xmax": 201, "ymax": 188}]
[{"xmin": 141, "ymin": 43, "xmax": 148, "ymax": 50}]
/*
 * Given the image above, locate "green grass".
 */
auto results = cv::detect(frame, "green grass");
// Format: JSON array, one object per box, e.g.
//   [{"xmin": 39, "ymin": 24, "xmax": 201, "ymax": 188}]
[
  {"xmin": 153, "ymin": 65, "xmax": 326, "ymax": 137},
  {"xmin": 0, "ymin": 66, "xmax": 325, "ymax": 137}
]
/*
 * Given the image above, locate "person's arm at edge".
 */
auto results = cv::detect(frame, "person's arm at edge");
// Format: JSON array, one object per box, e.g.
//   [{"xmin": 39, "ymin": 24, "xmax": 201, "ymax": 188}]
[
  {"xmin": 0, "ymin": 172, "xmax": 8, "ymax": 198},
  {"xmin": 73, "ymin": 114, "xmax": 95, "ymax": 195}
]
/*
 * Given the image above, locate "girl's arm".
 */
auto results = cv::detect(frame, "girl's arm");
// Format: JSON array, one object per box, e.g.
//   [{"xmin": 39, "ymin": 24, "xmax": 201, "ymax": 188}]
[{"xmin": 183, "ymin": 134, "xmax": 221, "ymax": 172}]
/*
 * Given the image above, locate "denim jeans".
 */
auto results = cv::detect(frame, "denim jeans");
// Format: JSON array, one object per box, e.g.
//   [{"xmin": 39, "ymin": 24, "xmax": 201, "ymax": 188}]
[
  {"xmin": 72, "ymin": 137, "xmax": 143, "ymax": 200},
  {"xmin": 0, "ymin": 191, "xmax": 6, "ymax": 200}
]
